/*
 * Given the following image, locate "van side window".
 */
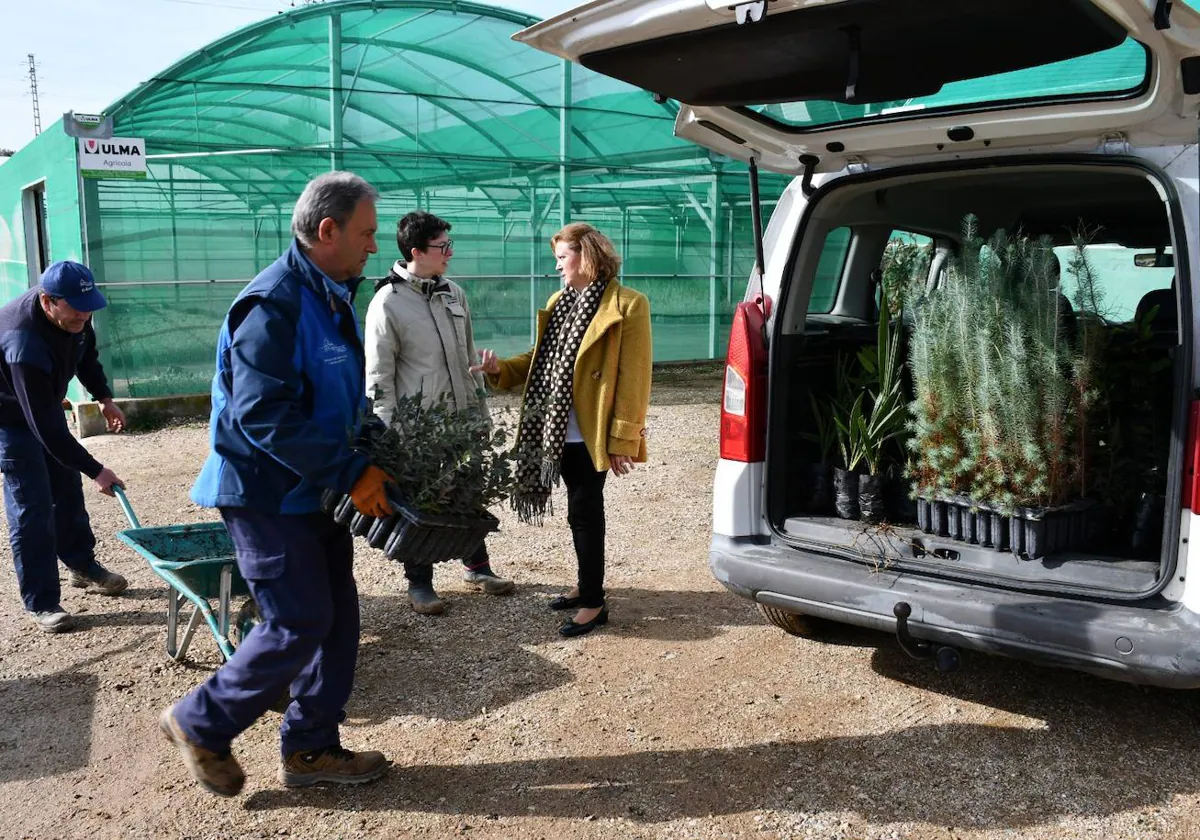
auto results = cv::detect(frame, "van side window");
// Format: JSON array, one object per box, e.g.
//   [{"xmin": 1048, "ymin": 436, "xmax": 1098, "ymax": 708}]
[
  {"xmin": 878, "ymin": 230, "xmax": 933, "ymax": 315},
  {"xmin": 809, "ymin": 226, "xmax": 852, "ymax": 313}
]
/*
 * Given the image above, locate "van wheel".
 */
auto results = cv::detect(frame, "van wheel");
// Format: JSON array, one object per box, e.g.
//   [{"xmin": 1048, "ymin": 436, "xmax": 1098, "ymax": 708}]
[{"xmin": 758, "ymin": 603, "xmax": 822, "ymax": 637}]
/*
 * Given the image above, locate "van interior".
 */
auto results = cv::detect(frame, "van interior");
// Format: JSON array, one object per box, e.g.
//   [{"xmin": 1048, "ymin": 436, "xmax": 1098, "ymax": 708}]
[{"xmin": 768, "ymin": 162, "xmax": 1185, "ymax": 599}]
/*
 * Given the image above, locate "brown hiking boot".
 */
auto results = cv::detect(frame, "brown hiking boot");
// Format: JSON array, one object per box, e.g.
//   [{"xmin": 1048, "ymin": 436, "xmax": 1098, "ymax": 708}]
[
  {"xmin": 159, "ymin": 705, "xmax": 245, "ymax": 797},
  {"xmin": 279, "ymin": 745, "xmax": 392, "ymax": 788}
]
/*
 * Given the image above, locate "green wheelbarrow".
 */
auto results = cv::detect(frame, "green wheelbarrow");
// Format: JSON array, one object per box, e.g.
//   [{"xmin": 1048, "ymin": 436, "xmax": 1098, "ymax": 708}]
[{"xmin": 113, "ymin": 487, "xmax": 251, "ymax": 662}]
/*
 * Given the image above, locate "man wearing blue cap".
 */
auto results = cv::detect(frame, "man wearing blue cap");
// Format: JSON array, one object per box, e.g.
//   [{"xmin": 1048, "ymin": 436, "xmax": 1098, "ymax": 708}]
[{"xmin": 0, "ymin": 260, "xmax": 128, "ymax": 633}]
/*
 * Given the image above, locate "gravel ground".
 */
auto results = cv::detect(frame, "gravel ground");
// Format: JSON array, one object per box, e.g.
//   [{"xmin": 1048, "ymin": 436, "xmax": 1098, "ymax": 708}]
[{"xmin": 2, "ymin": 366, "xmax": 1200, "ymax": 840}]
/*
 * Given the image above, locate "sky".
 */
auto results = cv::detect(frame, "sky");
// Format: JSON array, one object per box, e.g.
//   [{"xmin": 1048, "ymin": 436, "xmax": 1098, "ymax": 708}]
[{"xmin": 0, "ymin": 0, "xmax": 571, "ymax": 152}]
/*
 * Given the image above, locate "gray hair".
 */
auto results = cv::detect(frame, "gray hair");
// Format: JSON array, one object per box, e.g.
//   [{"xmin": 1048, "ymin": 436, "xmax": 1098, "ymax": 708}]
[{"xmin": 291, "ymin": 171, "xmax": 379, "ymax": 247}]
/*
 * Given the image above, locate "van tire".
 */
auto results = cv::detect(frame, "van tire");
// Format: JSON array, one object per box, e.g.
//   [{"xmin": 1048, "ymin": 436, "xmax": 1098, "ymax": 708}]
[{"xmin": 758, "ymin": 603, "xmax": 823, "ymax": 637}]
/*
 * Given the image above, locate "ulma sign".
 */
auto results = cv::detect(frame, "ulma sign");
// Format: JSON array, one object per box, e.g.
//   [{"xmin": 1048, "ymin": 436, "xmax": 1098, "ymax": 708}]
[{"xmin": 79, "ymin": 137, "xmax": 146, "ymax": 179}]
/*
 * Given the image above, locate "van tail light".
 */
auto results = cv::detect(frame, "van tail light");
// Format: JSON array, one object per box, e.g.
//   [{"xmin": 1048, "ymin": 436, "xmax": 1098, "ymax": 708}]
[
  {"xmin": 1184, "ymin": 401, "xmax": 1200, "ymax": 510},
  {"xmin": 720, "ymin": 298, "xmax": 769, "ymax": 462}
]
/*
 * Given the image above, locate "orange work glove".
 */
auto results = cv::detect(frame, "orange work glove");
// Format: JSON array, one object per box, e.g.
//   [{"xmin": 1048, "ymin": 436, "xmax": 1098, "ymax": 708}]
[{"xmin": 350, "ymin": 465, "xmax": 393, "ymax": 518}]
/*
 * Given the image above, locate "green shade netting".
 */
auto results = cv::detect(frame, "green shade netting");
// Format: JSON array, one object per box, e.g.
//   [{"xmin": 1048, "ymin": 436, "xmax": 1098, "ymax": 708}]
[{"xmin": 84, "ymin": 1, "xmax": 787, "ymax": 396}]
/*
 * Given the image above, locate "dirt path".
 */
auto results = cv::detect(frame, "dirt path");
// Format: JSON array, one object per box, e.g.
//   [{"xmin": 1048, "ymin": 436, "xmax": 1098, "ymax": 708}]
[{"xmin": 2, "ymin": 368, "xmax": 1199, "ymax": 839}]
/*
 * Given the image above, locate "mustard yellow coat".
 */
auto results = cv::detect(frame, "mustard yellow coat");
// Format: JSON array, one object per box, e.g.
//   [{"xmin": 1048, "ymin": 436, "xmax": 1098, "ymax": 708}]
[{"xmin": 489, "ymin": 279, "xmax": 652, "ymax": 472}]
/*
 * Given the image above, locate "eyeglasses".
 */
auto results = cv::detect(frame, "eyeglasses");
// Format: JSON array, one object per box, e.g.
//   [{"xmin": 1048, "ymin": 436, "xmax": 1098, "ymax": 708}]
[{"xmin": 428, "ymin": 239, "xmax": 454, "ymax": 255}]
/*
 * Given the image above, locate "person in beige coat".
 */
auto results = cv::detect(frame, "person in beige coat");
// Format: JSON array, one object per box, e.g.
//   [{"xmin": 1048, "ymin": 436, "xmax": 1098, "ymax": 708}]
[
  {"xmin": 474, "ymin": 222, "xmax": 652, "ymax": 637},
  {"xmin": 365, "ymin": 211, "xmax": 514, "ymax": 615}
]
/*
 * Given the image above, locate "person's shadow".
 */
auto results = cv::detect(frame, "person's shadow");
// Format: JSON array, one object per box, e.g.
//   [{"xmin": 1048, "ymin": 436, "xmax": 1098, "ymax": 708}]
[
  {"xmin": 246, "ymin": 599, "xmax": 1200, "ymax": 830},
  {"xmin": 245, "ymin": 702, "xmax": 1199, "ymax": 828},
  {"xmin": 349, "ymin": 587, "xmax": 763, "ymax": 723},
  {"xmin": 0, "ymin": 635, "xmax": 152, "ymax": 783}
]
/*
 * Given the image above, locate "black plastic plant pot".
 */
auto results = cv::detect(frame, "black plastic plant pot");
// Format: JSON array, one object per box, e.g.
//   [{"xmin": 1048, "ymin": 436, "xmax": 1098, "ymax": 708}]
[
  {"xmin": 804, "ymin": 463, "xmax": 833, "ymax": 515},
  {"xmin": 332, "ymin": 494, "xmax": 358, "ymax": 526},
  {"xmin": 347, "ymin": 485, "xmax": 408, "ymax": 548},
  {"xmin": 349, "ymin": 511, "xmax": 376, "ymax": 538},
  {"xmin": 915, "ymin": 494, "xmax": 1099, "ymax": 560},
  {"xmin": 884, "ymin": 473, "xmax": 918, "ymax": 524},
  {"xmin": 319, "ymin": 487, "xmax": 342, "ymax": 516},
  {"xmin": 858, "ymin": 474, "xmax": 886, "ymax": 524},
  {"xmin": 367, "ymin": 510, "xmax": 403, "ymax": 550},
  {"xmin": 930, "ymin": 501, "xmax": 947, "ymax": 537},
  {"xmin": 916, "ymin": 499, "xmax": 931, "ymax": 531},
  {"xmin": 833, "ymin": 468, "xmax": 860, "ymax": 521},
  {"xmin": 1009, "ymin": 516, "xmax": 1025, "ymax": 557},
  {"xmin": 991, "ymin": 512, "xmax": 1008, "ymax": 552},
  {"xmin": 978, "ymin": 511, "xmax": 992, "ymax": 548},
  {"xmin": 961, "ymin": 509, "xmax": 977, "ymax": 545},
  {"xmin": 948, "ymin": 504, "xmax": 962, "ymax": 541},
  {"xmin": 1024, "ymin": 517, "xmax": 1047, "ymax": 560},
  {"xmin": 383, "ymin": 504, "xmax": 500, "ymax": 567},
  {"xmin": 323, "ymin": 485, "xmax": 433, "ymax": 555}
]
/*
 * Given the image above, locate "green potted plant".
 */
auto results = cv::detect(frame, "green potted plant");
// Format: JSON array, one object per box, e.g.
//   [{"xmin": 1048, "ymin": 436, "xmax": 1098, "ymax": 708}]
[
  {"xmin": 830, "ymin": 352, "xmax": 866, "ymax": 520},
  {"xmin": 323, "ymin": 392, "xmax": 518, "ymax": 565},
  {"xmin": 906, "ymin": 216, "xmax": 1106, "ymax": 558},
  {"xmin": 833, "ymin": 393, "xmax": 867, "ymax": 519},
  {"xmin": 827, "ymin": 281, "xmax": 911, "ymax": 524},
  {"xmin": 851, "ymin": 283, "xmax": 909, "ymax": 523}
]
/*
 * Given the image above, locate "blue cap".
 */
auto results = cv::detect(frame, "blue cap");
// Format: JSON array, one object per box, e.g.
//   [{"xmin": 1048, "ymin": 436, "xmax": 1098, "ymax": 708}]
[{"xmin": 40, "ymin": 261, "xmax": 106, "ymax": 313}]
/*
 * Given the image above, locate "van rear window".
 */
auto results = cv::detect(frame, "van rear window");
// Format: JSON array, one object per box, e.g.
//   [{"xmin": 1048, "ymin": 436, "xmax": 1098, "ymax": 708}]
[{"xmin": 748, "ymin": 37, "xmax": 1147, "ymax": 131}]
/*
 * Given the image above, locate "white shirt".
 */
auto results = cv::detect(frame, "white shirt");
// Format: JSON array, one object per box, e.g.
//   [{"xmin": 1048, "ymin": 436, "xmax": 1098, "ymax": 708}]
[{"xmin": 566, "ymin": 406, "xmax": 584, "ymax": 443}]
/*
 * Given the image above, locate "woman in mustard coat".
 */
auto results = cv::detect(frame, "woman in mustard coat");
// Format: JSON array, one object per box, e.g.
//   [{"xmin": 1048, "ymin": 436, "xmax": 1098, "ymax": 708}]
[{"xmin": 473, "ymin": 223, "xmax": 652, "ymax": 637}]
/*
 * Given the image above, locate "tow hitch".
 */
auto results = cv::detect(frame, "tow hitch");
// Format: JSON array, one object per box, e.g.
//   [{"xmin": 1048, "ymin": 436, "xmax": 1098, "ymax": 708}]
[{"xmin": 893, "ymin": 602, "xmax": 962, "ymax": 673}]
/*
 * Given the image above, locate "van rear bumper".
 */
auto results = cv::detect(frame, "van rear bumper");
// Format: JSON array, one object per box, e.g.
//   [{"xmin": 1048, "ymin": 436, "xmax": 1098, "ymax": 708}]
[{"xmin": 710, "ymin": 535, "xmax": 1200, "ymax": 689}]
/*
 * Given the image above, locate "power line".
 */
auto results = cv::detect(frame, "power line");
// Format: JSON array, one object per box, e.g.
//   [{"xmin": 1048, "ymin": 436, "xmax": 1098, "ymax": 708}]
[{"xmin": 27, "ymin": 54, "xmax": 41, "ymax": 136}]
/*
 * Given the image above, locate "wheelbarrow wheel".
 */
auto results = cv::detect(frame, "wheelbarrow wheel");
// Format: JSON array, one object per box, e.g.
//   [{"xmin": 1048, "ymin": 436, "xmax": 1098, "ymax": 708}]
[
  {"xmin": 232, "ymin": 598, "xmax": 292, "ymax": 714},
  {"xmin": 231, "ymin": 598, "xmax": 259, "ymax": 648}
]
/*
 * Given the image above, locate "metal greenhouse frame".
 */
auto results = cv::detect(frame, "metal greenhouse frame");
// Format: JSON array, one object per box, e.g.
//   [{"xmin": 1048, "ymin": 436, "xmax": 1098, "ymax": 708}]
[{"xmin": 0, "ymin": 0, "xmax": 786, "ymax": 398}]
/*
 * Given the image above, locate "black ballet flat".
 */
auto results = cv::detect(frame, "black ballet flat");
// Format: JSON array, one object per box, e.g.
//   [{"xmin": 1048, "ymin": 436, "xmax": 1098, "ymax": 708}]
[
  {"xmin": 549, "ymin": 594, "xmax": 583, "ymax": 611},
  {"xmin": 558, "ymin": 607, "xmax": 609, "ymax": 638}
]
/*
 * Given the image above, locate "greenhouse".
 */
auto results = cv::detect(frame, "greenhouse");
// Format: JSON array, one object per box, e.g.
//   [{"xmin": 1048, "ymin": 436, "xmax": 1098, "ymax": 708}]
[{"xmin": 0, "ymin": 0, "xmax": 786, "ymax": 400}]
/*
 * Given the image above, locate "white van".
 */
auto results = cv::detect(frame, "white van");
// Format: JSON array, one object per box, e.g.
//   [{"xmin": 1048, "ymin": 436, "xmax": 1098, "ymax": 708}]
[{"xmin": 517, "ymin": 0, "xmax": 1200, "ymax": 686}]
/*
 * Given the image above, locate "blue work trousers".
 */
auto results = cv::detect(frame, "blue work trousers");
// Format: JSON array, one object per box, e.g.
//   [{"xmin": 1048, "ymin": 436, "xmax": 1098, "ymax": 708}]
[
  {"xmin": 0, "ymin": 424, "xmax": 102, "ymax": 613},
  {"xmin": 173, "ymin": 507, "xmax": 360, "ymax": 757}
]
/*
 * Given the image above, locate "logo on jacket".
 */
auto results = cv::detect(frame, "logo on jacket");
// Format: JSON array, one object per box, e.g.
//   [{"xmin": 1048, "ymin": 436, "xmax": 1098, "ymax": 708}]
[{"xmin": 319, "ymin": 337, "xmax": 349, "ymax": 366}]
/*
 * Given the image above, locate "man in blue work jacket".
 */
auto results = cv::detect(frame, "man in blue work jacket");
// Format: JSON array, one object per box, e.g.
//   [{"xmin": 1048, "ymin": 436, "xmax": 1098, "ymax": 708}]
[
  {"xmin": 0, "ymin": 261, "xmax": 128, "ymax": 633},
  {"xmin": 160, "ymin": 172, "xmax": 395, "ymax": 797}
]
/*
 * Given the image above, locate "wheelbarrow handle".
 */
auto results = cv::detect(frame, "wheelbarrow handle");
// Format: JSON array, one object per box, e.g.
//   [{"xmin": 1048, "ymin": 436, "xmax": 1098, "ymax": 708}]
[{"xmin": 112, "ymin": 486, "xmax": 141, "ymax": 529}]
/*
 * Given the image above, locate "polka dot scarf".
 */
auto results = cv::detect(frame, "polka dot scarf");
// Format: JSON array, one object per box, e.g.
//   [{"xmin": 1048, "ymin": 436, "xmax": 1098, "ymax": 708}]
[{"xmin": 511, "ymin": 276, "xmax": 609, "ymax": 524}]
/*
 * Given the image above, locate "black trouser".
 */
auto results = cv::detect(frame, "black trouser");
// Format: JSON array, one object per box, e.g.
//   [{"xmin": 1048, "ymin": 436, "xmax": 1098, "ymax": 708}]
[
  {"xmin": 404, "ymin": 542, "xmax": 489, "ymax": 587},
  {"xmin": 559, "ymin": 442, "xmax": 608, "ymax": 609}
]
